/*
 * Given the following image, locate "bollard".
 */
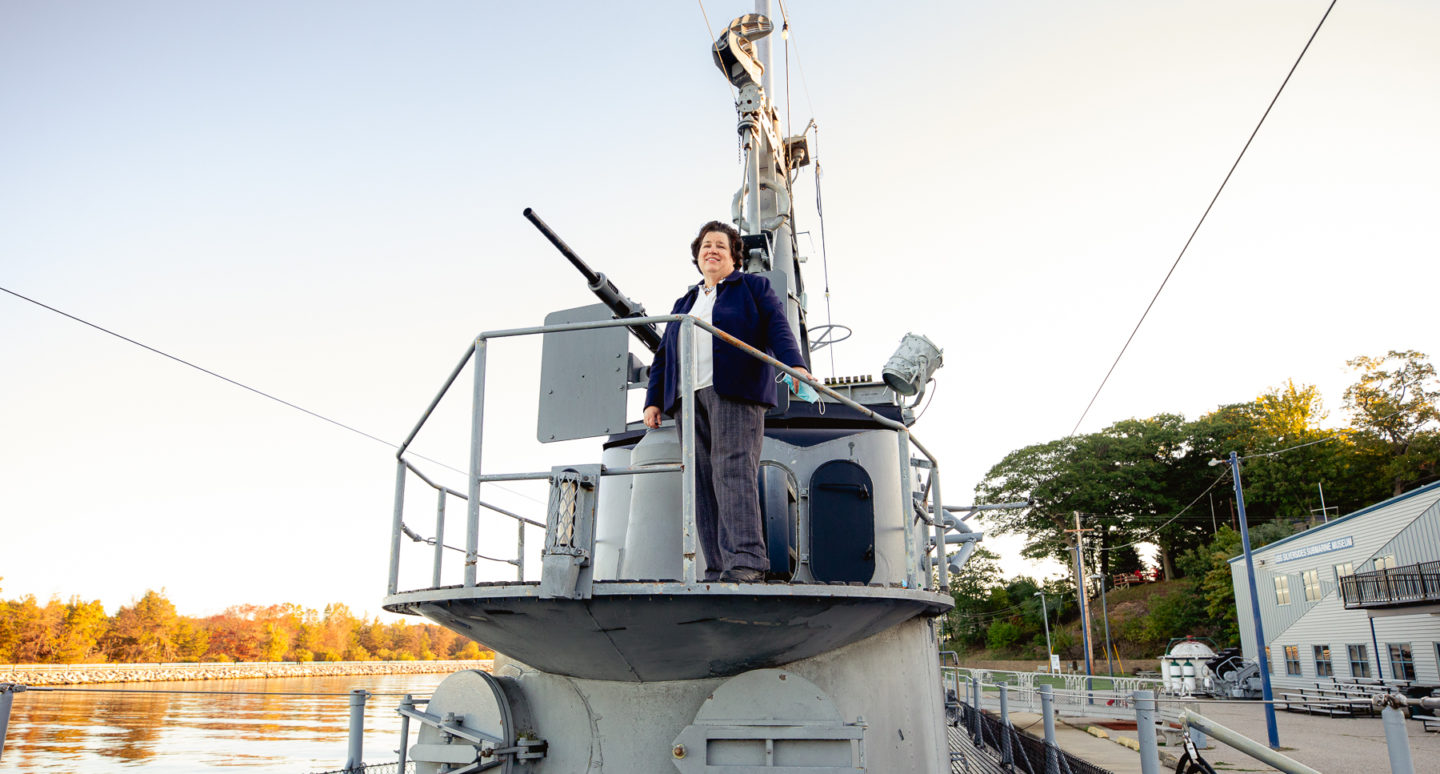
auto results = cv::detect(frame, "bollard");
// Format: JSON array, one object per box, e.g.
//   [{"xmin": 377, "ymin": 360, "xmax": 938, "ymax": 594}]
[
  {"xmin": 345, "ymin": 689, "xmax": 370, "ymax": 772},
  {"xmin": 998, "ymin": 682, "xmax": 1012, "ymax": 766},
  {"xmin": 1133, "ymin": 690, "xmax": 1160, "ymax": 774},
  {"xmin": 1039, "ymin": 684, "xmax": 1059, "ymax": 774},
  {"xmin": 1378, "ymin": 695, "xmax": 1415, "ymax": 774},
  {"xmin": 397, "ymin": 694, "xmax": 414, "ymax": 773}
]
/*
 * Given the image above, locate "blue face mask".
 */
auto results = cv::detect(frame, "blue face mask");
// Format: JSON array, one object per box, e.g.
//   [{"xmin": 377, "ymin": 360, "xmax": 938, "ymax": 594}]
[{"xmin": 781, "ymin": 373, "xmax": 819, "ymax": 403}]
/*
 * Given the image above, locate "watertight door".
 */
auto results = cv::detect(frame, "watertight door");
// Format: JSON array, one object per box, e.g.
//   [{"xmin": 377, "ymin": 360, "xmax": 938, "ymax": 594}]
[{"xmin": 808, "ymin": 460, "xmax": 875, "ymax": 583}]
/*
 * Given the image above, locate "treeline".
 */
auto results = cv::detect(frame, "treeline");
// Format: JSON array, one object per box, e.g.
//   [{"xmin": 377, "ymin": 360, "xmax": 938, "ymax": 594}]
[
  {"xmin": 949, "ymin": 350, "xmax": 1439, "ymax": 660},
  {"xmin": 976, "ymin": 350, "xmax": 1439, "ymax": 580},
  {"xmin": 944, "ymin": 520, "xmax": 1300, "ymax": 661},
  {"xmin": 0, "ymin": 588, "xmax": 490, "ymax": 665}
]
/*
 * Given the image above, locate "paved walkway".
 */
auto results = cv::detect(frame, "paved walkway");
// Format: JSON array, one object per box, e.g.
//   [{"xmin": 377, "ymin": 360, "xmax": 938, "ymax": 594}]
[{"xmin": 1007, "ymin": 699, "xmax": 1440, "ymax": 774}]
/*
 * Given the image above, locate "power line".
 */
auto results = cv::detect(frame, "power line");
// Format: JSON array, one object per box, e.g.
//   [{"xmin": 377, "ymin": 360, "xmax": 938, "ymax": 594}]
[
  {"xmin": 1069, "ymin": 0, "xmax": 1339, "ymax": 437},
  {"xmin": 0, "ymin": 283, "xmax": 543, "ymax": 504}
]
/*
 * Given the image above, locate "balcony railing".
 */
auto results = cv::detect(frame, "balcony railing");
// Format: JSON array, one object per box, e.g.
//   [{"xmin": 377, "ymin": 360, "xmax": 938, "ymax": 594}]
[{"xmin": 1339, "ymin": 561, "xmax": 1440, "ymax": 609}]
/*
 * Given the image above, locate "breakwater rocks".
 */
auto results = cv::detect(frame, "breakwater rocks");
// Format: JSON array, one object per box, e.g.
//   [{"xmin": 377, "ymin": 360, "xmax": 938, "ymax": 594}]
[{"xmin": 1, "ymin": 659, "xmax": 493, "ymax": 687}]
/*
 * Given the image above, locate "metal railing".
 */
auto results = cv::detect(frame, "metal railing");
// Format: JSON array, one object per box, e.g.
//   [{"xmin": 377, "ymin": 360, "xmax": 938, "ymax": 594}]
[
  {"xmin": 386, "ymin": 314, "xmax": 955, "ymax": 595},
  {"xmin": 944, "ymin": 667, "xmax": 1170, "ymax": 725},
  {"xmin": 1339, "ymin": 561, "xmax": 1440, "ymax": 609}
]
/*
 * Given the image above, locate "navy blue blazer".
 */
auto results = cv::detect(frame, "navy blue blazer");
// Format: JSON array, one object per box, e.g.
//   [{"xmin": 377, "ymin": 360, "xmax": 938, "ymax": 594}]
[{"xmin": 645, "ymin": 271, "xmax": 807, "ymax": 415}]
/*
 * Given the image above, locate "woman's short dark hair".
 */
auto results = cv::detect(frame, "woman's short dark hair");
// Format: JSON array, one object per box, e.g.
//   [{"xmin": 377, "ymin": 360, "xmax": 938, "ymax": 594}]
[{"xmin": 690, "ymin": 220, "xmax": 744, "ymax": 274}]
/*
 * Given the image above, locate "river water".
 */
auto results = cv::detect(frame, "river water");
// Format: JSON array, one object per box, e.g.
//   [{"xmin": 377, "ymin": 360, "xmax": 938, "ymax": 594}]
[{"xmin": 1, "ymin": 672, "xmax": 454, "ymax": 773}]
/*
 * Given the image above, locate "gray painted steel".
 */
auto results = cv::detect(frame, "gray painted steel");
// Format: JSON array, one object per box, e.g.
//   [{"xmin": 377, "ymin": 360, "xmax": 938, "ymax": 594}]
[
  {"xmin": 388, "ymin": 583, "xmax": 949, "ymax": 682},
  {"xmin": 537, "ymin": 304, "xmax": 630, "ymax": 443},
  {"xmin": 381, "ymin": 5, "xmax": 966, "ymax": 770}
]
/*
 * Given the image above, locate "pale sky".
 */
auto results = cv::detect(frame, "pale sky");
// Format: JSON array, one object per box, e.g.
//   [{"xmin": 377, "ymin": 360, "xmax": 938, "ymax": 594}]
[{"xmin": 3, "ymin": 1, "xmax": 1437, "ymax": 620}]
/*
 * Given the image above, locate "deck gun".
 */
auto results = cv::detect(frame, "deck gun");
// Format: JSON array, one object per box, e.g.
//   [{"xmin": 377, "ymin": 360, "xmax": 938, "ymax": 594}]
[{"xmin": 523, "ymin": 208, "xmax": 662, "ymax": 353}]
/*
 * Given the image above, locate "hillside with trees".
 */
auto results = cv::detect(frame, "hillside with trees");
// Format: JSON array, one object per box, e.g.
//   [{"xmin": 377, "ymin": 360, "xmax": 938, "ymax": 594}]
[
  {"xmin": 0, "ymin": 588, "xmax": 488, "ymax": 665},
  {"xmin": 949, "ymin": 350, "xmax": 1439, "ymax": 663}
]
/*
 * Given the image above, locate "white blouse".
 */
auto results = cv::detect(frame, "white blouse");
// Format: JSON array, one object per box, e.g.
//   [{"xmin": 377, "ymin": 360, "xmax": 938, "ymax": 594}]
[{"xmin": 689, "ymin": 281, "xmax": 719, "ymax": 391}]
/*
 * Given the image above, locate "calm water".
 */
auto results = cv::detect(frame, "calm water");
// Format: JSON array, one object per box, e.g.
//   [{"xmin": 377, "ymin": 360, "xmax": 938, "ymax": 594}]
[{"xmin": 1, "ymin": 672, "xmax": 454, "ymax": 772}]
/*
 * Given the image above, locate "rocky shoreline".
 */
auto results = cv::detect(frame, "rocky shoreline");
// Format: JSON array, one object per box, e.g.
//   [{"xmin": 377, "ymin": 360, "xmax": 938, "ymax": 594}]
[{"xmin": 0, "ymin": 659, "xmax": 493, "ymax": 687}]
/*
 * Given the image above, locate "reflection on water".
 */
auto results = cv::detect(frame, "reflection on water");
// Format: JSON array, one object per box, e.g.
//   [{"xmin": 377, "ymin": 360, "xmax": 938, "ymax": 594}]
[{"xmin": 1, "ymin": 672, "xmax": 451, "ymax": 773}]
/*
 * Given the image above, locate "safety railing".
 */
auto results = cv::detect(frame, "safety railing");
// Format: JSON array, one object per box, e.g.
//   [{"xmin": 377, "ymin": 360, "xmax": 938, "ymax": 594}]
[
  {"xmin": 387, "ymin": 314, "xmax": 955, "ymax": 596},
  {"xmin": 1339, "ymin": 561, "xmax": 1440, "ymax": 609},
  {"xmin": 945, "ymin": 667, "xmax": 1171, "ymax": 725}
]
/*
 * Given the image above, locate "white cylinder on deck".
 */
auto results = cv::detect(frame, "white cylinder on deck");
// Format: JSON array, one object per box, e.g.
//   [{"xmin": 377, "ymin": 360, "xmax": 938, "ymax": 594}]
[
  {"xmin": 1182, "ymin": 663, "xmax": 1197, "ymax": 694},
  {"xmin": 620, "ymin": 427, "xmax": 702, "ymax": 580},
  {"xmin": 593, "ymin": 445, "xmax": 635, "ymax": 580}
]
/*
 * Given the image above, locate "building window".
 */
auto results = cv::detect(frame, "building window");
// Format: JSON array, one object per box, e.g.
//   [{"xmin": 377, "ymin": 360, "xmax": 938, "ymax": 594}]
[
  {"xmin": 1374, "ymin": 555, "xmax": 1398, "ymax": 571},
  {"xmin": 1333, "ymin": 562, "xmax": 1353, "ymax": 580},
  {"xmin": 1274, "ymin": 576, "xmax": 1291, "ymax": 605},
  {"xmin": 1388, "ymin": 644, "xmax": 1416, "ymax": 682},
  {"xmin": 1302, "ymin": 569, "xmax": 1322, "ymax": 602},
  {"xmin": 1284, "ymin": 646, "xmax": 1302, "ymax": 676},
  {"xmin": 1348, "ymin": 644, "xmax": 1370, "ymax": 678},
  {"xmin": 1314, "ymin": 645, "xmax": 1333, "ymax": 677}
]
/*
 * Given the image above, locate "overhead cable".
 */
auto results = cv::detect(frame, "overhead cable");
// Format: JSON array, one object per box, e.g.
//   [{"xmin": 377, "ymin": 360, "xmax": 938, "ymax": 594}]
[{"xmin": 1069, "ymin": 0, "xmax": 1339, "ymax": 437}]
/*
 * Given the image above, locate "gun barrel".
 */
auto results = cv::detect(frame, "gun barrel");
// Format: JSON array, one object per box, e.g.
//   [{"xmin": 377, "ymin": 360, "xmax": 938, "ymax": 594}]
[
  {"xmin": 523, "ymin": 208, "xmax": 601, "ymax": 284},
  {"xmin": 523, "ymin": 208, "xmax": 662, "ymax": 353}
]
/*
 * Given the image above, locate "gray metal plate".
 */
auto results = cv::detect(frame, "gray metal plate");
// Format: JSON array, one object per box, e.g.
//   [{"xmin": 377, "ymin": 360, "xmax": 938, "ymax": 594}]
[{"xmin": 537, "ymin": 304, "xmax": 630, "ymax": 442}]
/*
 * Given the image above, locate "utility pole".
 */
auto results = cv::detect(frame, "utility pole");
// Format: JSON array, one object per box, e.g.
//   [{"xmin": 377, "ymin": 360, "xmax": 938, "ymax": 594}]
[{"xmin": 1065, "ymin": 512, "xmax": 1095, "ymax": 685}]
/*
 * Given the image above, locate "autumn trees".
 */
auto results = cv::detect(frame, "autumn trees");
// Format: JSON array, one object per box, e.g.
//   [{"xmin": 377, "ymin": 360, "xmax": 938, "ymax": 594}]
[{"xmin": 0, "ymin": 588, "xmax": 487, "ymax": 665}]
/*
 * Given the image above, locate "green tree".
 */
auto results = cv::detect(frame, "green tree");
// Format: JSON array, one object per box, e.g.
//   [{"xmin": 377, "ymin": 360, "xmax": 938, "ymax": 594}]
[{"xmin": 1345, "ymin": 350, "xmax": 1440, "ymax": 496}]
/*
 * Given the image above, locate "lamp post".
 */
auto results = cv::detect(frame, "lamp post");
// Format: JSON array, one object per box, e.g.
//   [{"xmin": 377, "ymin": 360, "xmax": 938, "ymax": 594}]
[
  {"xmin": 1033, "ymin": 590, "xmax": 1053, "ymax": 666},
  {"xmin": 1212, "ymin": 451, "xmax": 1280, "ymax": 749},
  {"xmin": 1090, "ymin": 574, "xmax": 1115, "ymax": 676}
]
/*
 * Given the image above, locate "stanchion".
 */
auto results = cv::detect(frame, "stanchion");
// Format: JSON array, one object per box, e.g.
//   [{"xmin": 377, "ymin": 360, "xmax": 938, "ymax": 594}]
[
  {"xmin": 1039, "ymin": 684, "xmax": 1059, "ymax": 774},
  {"xmin": 396, "ymin": 694, "xmax": 414, "ymax": 773},
  {"xmin": 998, "ymin": 682, "xmax": 1012, "ymax": 766},
  {"xmin": 1378, "ymin": 694, "xmax": 1415, "ymax": 774},
  {"xmin": 1134, "ymin": 689, "xmax": 1160, "ymax": 774},
  {"xmin": 345, "ymin": 689, "xmax": 370, "ymax": 772}
]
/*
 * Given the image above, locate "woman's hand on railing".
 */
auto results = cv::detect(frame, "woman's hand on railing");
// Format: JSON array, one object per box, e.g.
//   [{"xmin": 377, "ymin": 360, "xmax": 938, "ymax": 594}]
[{"xmin": 643, "ymin": 405, "xmax": 662, "ymax": 429}]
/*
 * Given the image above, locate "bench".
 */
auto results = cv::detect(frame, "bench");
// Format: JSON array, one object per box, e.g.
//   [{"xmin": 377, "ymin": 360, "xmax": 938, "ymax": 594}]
[{"xmin": 1279, "ymin": 691, "xmax": 1353, "ymax": 717}]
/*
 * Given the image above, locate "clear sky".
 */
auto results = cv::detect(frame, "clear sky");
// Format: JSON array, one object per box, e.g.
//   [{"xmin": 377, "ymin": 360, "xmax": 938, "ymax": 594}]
[{"xmin": 3, "ymin": 1, "xmax": 1437, "ymax": 620}]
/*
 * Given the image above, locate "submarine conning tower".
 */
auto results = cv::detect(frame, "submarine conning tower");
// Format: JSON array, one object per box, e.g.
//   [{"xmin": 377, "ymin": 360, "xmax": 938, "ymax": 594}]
[{"xmin": 380, "ymin": 6, "xmax": 983, "ymax": 773}]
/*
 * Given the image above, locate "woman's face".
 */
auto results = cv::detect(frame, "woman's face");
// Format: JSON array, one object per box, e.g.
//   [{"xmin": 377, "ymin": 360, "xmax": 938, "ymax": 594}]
[{"xmin": 697, "ymin": 230, "xmax": 735, "ymax": 284}]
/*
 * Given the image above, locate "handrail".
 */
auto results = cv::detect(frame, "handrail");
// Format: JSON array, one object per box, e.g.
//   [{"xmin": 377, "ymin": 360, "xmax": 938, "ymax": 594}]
[
  {"xmin": 1179, "ymin": 708, "xmax": 1323, "ymax": 774},
  {"xmin": 388, "ymin": 313, "xmax": 954, "ymax": 595}
]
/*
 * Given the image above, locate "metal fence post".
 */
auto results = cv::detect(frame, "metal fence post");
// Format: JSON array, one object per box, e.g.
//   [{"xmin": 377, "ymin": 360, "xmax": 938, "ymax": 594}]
[
  {"xmin": 971, "ymin": 679, "xmax": 983, "ymax": 745},
  {"xmin": 388, "ymin": 459, "xmax": 407, "ymax": 595},
  {"xmin": 0, "ymin": 682, "xmax": 23, "ymax": 760},
  {"xmin": 1039, "ymin": 684, "xmax": 1059, "ymax": 774},
  {"xmin": 465, "ymin": 338, "xmax": 488, "ymax": 588},
  {"xmin": 1134, "ymin": 690, "xmax": 1160, "ymax": 774},
  {"xmin": 678, "ymin": 316, "xmax": 697, "ymax": 584},
  {"xmin": 397, "ymin": 694, "xmax": 413, "ymax": 773},
  {"xmin": 998, "ymin": 681, "xmax": 1012, "ymax": 766},
  {"xmin": 1379, "ymin": 695, "xmax": 1415, "ymax": 774},
  {"xmin": 433, "ymin": 490, "xmax": 446, "ymax": 588},
  {"xmin": 345, "ymin": 689, "xmax": 369, "ymax": 772}
]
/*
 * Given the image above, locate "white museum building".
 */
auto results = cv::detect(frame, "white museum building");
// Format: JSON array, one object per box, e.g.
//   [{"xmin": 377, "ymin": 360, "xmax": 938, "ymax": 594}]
[{"xmin": 1230, "ymin": 479, "xmax": 1440, "ymax": 690}]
